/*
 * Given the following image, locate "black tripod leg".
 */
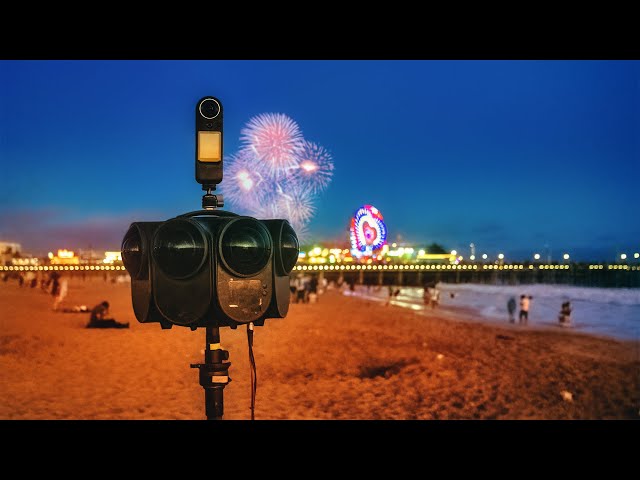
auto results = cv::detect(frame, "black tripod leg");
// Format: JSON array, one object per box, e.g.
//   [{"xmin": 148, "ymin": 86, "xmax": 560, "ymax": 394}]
[{"xmin": 191, "ymin": 326, "xmax": 231, "ymax": 420}]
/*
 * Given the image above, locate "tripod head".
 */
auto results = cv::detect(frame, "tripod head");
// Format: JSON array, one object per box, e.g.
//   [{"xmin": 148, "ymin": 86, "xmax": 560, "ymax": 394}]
[{"xmin": 202, "ymin": 185, "xmax": 224, "ymax": 210}]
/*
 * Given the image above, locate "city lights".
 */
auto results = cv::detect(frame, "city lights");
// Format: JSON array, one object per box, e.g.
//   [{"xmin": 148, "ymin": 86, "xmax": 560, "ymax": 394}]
[{"xmin": 2, "ymin": 234, "xmax": 637, "ymax": 279}]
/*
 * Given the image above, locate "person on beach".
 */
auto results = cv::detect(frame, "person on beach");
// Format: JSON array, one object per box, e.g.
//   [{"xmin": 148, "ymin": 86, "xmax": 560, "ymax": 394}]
[
  {"xmin": 47, "ymin": 271, "xmax": 61, "ymax": 297},
  {"xmin": 307, "ymin": 275, "xmax": 319, "ymax": 303},
  {"xmin": 507, "ymin": 296, "xmax": 517, "ymax": 323},
  {"xmin": 519, "ymin": 294, "xmax": 531, "ymax": 325},
  {"xmin": 423, "ymin": 284, "xmax": 431, "ymax": 306},
  {"xmin": 559, "ymin": 300, "xmax": 572, "ymax": 327},
  {"xmin": 24, "ymin": 271, "xmax": 37, "ymax": 288},
  {"xmin": 86, "ymin": 301, "xmax": 129, "ymax": 329},
  {"xmin": 429, "ymin": 285, "xmax": 440, "ymax": 309},
  {"xmin": 294, "ymin": 274, "xmax": 307, "ymax": 304},
  {"xmin": 386, "ymin": 285, "xmax": 395, "ymax": 306},
  {"xmin": 52, "ymin": 276, "xmax": 68, "ymax": 311}
]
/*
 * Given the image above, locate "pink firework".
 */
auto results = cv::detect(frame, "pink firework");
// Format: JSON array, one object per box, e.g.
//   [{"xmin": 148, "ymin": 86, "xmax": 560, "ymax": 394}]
[
  {"xmin": 289, "ymin": 140, "xmax": 334, "ymax": 193},
  {"xmin": 221, "ymin": 148, "xmax": 269, "ymax": 212},
  {"xmin": 240, "ymin": 113, "xmax": 304, "ymax": 179}
]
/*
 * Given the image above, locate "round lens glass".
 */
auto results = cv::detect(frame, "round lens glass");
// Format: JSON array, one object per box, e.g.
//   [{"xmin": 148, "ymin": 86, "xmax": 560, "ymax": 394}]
[
  {"xmin": 121, "ymin": 225, "xmax": 143, "ymax": 277},
  {"xmin": 152, "ymin": 221, "xmax": 207, "ymax": 279},
  {"xmin": 199, "ymin": 99, "xmax": 220, "ymax": 119},
  {"xmin": 280, "ymin": 222, "xmax": 299, "ymax": 274},
  {"xmin": 220, "ymin": 219, "xmax": 271, "ymax": 276}
]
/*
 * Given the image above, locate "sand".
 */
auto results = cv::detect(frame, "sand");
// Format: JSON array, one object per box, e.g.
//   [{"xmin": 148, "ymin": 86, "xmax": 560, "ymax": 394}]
[{"xmin": 1, "ymin": 276, "xmax": 638, "ymax": 420}]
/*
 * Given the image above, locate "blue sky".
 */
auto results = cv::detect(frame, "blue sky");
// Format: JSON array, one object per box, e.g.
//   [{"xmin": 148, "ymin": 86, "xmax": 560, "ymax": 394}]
[{"xmin": 1, "ymin": 60, "xmax": 638, "ymax": 261}]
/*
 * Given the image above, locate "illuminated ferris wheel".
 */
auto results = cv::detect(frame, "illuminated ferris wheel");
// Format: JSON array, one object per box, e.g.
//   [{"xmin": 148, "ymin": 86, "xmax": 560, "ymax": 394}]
[{"xmin": 349, "ymin": 205, "xmax": 387, "ymax": 257}]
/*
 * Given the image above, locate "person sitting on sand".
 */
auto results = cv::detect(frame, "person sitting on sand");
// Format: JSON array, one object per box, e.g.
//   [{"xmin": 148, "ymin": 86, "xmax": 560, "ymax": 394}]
[{"xmin": 86, "ymin": 301, "xmax": 129, "ymax": 329}]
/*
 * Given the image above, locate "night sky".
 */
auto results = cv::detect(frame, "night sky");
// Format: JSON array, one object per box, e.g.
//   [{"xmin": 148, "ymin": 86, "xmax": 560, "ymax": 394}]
[{"xmin": 1, "ymin": 60, "xmax": 638, "ymax": 261}]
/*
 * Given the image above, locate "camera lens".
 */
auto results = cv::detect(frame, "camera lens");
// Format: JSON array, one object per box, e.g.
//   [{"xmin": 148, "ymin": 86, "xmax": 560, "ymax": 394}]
[
  {"xmin": 220, "ymin": 218, "xmax": 272, "ymax": 277},
  {"xmin": 152, "ymin": 220, "xmax": 207, "ymax": 279},
  {"xmin": 279, "ymin": 221, "xmax": 299, "ymax": 274},
  {"xmin": 199, "ymin": 98, "xmax": 221, "ymax": 120},
  {"xmin": 122, "ymin": 225, "xmax": 143, "ymax": 278}
]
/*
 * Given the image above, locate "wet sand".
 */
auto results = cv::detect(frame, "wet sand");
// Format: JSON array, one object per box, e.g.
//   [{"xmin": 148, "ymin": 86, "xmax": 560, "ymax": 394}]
[{"xmin": 1, "ymin": 277, "xmax": 638, "ymax": 420}]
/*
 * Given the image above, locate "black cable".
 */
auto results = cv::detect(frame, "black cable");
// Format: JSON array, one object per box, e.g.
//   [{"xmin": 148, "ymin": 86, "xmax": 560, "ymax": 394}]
[{"xmin": 247, "ymin": 322, "xmax": 257, "ymax": 420}]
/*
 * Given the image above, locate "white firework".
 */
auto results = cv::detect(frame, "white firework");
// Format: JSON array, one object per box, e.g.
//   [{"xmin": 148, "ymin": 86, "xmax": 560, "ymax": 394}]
[
  {"xmin": 240, "ymin": 113, "xmax": 304, "ymax": 179},
  {"xmin": 288, "ymin": 140, "xmax": 334, "ymax": 193},
  {"xmin": 247, "ymin": 186, "xmax": 315, "ymax": 228},
  {"xmin": 274, "ymin": 187, "xmax": 316, "ymax": 227}
]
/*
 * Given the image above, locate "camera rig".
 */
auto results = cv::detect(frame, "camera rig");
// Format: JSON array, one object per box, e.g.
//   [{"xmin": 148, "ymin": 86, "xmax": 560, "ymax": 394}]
[{"xmin": 121, "ymin": 96, "xmax": 299, "ymax": 419}]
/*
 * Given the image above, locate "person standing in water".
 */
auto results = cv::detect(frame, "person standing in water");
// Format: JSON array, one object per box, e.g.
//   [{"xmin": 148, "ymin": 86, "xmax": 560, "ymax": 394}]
[
  {"xmin": 519, "ymin": 294, "xmax": 531, "ymax": 325},
  {"xmin": 507, "ymin": 296, "xmax": 517, "ymax": 323}
]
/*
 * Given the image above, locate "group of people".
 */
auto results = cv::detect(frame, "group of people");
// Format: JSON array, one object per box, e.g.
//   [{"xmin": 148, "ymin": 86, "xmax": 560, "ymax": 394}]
[
  {"xmin": 9, "ymin": 270, "xmax": 70, "ymax": 311},
  {"xmin": 507, "ymin": 294, "xmax": 532, "ymax": 325},
  {"xmin": 422, "ymin": 283, "xmax": 441, "ymax": 309},
  {"xmin": 507, "ymin": 294, "xmax": 572, "ymax": 327},
  {"xmin": 3, "ymin": 270, "xmax": 128, "ymax": 329},
  {"xmin": 290, "ymin": 274, "xmax": 321, "ymax": 304}
]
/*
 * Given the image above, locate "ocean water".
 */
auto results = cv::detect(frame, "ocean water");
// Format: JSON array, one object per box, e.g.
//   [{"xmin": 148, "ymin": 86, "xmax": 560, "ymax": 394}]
[{"xmin": 342, "ymin": 283, "xmax": 640, "ymax": 341}]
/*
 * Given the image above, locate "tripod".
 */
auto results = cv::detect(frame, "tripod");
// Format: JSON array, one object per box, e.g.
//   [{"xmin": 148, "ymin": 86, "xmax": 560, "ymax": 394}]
[
  {"xmin": 187, "ymin": 186, "xmax": 232, "ymax": 420},
  {"xmin": 190, "ymin": 327, "xmax": 231, "ymax": 420},
  {"xmin": 185, "ymin": 186, "xmax": 258, "ymax": 420}
]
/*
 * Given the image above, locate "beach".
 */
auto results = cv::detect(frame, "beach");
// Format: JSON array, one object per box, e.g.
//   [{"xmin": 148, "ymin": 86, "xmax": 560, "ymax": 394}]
[{"xmin": 1, "ymin": 277, "xmax": 638, "ymax": 420}]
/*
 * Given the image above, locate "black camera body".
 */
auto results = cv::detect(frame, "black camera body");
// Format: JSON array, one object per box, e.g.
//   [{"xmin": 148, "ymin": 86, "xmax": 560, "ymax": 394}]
[
  {"xmin": 122, "ymin": 212, "xmax": 299, "ymax": 330},
  {"xmin": 196, "ymin": 96, "xmax": 224, "ymax": 187}
]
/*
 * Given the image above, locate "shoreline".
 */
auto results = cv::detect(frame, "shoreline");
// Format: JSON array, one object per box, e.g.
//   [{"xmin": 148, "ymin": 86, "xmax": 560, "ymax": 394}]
[{"xmin": 346, "ymin": 283, "xmax": 639, "ymax": 343}]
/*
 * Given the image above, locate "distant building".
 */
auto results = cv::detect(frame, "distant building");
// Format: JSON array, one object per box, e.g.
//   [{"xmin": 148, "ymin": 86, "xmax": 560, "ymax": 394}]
[
  {"xmin": 0, "ymin": 241, "xmax": 22, "ymax": 265},
  {"xmin": 103, "ymin": 251, "xmax": 123, "ymax": 264},
  {"xmin": 49, "ymin": 249, "xmax": 80, "ymax": 265},
  {"xmin": 77, "ymin": 249, "xmax": 105, "ymax": 264}
]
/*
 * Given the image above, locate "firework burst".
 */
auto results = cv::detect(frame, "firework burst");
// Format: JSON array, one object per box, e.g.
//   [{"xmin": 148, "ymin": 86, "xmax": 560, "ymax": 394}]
[
  {"xmin": 224, "ymin": 112, "xmax": 333, "ymax": 242},
  {"xmin": 287, "ymin": 140, "xmax": 334, "ymax": 193},
  {"xmin": 240, "ymin": 113, "xmax": 304, "ymax": 179},
  {"xmin": 221, "ymin": 148, "xmax": 269, "ymax": 211},
  {"xmin": 246, "ymin": 186, "xmax": 315, "ymax": 235},
  {"xmin": 274, "ymin": 187, "xmax": 316, "ymax": 227}
]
